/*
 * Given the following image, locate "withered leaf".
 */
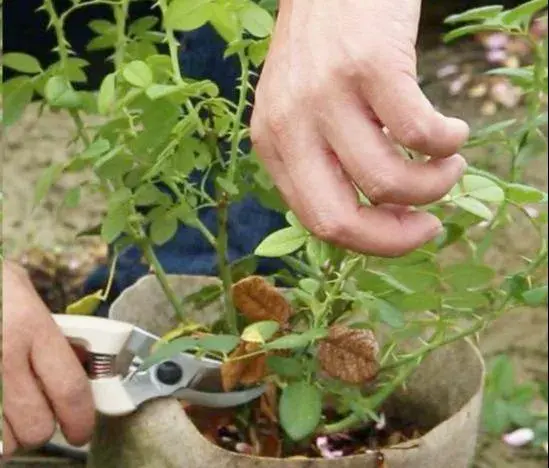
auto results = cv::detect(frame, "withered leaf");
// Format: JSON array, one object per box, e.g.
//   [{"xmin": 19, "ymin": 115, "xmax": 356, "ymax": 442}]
[
  {"xmin": 232, "ymin": 276, "xmax": 291, "ymax": 325},
  {"xmin": 221, "ymin": 342, "xmax": 266, "ymax": 392},
  {"xmin": 317, "ymin": 325, "xmax": 379, "ymax": 384}
]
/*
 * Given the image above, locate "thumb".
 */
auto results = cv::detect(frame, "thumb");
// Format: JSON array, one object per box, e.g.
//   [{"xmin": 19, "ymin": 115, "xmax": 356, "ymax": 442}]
[{"xmin": 363, "ymin": 69, "xmax": 469, "ymax": 158}]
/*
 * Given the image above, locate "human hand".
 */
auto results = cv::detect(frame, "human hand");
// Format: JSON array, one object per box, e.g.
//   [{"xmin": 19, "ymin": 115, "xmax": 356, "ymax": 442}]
[
  {"xmin": 251, "ymin": 0, "xmax": 469, "ymax": 256},
  {"xmin": 2, "ymin": 261, "xmax": 95, "ymax": 458}
]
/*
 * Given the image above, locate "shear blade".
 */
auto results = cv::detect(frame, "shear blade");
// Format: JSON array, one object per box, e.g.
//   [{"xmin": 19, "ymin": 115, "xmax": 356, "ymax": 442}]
[{"xmin": 175, "ymin": 385, "xmax": 266, "ymax": 408}]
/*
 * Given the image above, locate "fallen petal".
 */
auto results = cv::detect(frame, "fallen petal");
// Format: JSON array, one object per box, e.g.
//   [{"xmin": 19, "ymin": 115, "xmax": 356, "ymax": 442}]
[
  {"xmin": 436, "ymin": 64, "xmax": 459, "ymax": 79},
  {"xmin": 502, "ymin": 428, "xmax": 535, "ymax": 447},
  {"xmin": 487, "ymin": 49, "xmax": 508, "ymax": 64}
]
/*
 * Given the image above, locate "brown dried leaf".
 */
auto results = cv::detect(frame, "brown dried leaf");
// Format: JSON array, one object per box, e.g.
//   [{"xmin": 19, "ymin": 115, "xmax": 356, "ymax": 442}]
[
  {"xmin": 318, "ymin": 325, "xmax": 379, "ymax": 384},
  {"xmin": 232, "ymin": 276, "xmax": 291, "ymax": 325},
  {"xmin": 221, "ymin": 342, "xmax": 267, "ymax": 391}
]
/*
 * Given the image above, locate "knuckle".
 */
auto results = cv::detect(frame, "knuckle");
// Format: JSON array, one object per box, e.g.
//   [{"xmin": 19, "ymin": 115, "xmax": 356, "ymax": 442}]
[
  {"xmin": 266, "ymin": 103, "xmax": 293, "ymax": 138},
  {"xmin": 310, "ymin": 217, "xmax": 348, "ymax": 244},
  {"xmin": 368, "ymin": 171, "xmax": 398, "ymax": 203},
  {"xmin": 18, "ymin": 418, "xmax": 55, "ymax": 448},
  {"xmin": 399, "ymin": 119, "xmax": 430, "ymax": 149}
]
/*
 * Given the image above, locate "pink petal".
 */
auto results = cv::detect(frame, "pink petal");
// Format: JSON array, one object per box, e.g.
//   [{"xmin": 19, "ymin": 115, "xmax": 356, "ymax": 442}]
[
  {"xmin": 484, "ymin": 33, "xmax": 510, "ymax": 50},
  {"xmin": 502, "ymin": 428, "xmax": 535, "ymax": 447},
  {"xmin": 486, "ymin": 49, "xmax": 508, "ymax": 64}
]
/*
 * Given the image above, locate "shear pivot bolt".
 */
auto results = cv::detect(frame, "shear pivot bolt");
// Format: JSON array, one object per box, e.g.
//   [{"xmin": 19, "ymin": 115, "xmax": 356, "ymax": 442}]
[{"xmin": 156, "ymin": 361, "xmax": 183, "ymax": 385}]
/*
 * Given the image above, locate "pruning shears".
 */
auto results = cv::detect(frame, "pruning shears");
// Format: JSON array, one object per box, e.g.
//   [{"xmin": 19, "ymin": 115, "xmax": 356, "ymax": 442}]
[{"xmin": 53, "ymin": 315, "xmax": 265, "ymax": 416}]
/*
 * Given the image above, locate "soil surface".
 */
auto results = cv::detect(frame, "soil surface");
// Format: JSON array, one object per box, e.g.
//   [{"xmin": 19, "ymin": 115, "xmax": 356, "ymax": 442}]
[{"xmin": 2, "ymin": 37, "xmax": 547, "ymax": 468}]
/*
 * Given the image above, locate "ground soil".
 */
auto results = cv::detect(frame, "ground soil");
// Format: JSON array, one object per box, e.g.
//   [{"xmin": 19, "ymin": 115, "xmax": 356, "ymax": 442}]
[{"xmin": 2, "ymin": 38, "xmax": 547, "ymax": 468}]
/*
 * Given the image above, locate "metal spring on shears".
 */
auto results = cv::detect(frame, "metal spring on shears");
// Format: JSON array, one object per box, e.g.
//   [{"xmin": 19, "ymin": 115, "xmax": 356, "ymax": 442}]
[{"xmin": 89, "ymin": 353, "xmax": 116, "ymax": 379}]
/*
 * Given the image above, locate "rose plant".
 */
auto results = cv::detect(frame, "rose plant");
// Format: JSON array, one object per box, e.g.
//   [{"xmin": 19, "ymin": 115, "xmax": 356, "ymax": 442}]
[{"xmin": 2, "ymin": 0, "xmax": 547, "ymax": 460}]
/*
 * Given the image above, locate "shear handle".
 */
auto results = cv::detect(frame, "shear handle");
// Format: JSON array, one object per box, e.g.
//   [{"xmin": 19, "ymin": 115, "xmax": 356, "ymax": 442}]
[
  {"xmin": 53, "ymin": 314, "xmax": 137, "ymax": 416},
  {"xmin": 52, "ymin": 314, "xmax": 134, "ymax": 355}
]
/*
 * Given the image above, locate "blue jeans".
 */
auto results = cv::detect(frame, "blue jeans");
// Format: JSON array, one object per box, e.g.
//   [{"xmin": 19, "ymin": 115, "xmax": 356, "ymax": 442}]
[{"xmin": 84, "ymin": 25, "xmax": 287, "ymax": 315}]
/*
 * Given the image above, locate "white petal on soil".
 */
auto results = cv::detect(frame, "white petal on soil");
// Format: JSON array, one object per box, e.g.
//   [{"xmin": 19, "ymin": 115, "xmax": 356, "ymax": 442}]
[{"xmin": 502, "ymin": 428, "xmax": 535, "ymax": 447}]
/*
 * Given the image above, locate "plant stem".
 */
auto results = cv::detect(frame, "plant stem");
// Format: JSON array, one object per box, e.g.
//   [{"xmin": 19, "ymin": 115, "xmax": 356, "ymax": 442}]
[
  {"xmin": 141, "ymin": 239, "xmax": 186, "ymax": 322},
  {"xmin": 113, "ymin": 0, "xmax": 130, "ymax": 69},
  {"xmin": 321, "ymin": 362, "xmax": 418, "ymax": 435},
  {"xmin": 381, "ymin": 318, "xmax": 486, "ymax": 372},
  {"xmin": 157, "ymin": 0, "xmax": 206, "ymax": 137},
  {"xmin": 216, "ymin": 194, "xmax": 238, "ymax": 334},
  {"xmin": 228, "ymin": 51, "xmax": 250, "ymax": 183}
]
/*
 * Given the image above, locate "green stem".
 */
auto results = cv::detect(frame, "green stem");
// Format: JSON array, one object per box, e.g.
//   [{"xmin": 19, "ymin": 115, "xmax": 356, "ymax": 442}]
[
  {"xmin": 316, "ymin": 256, "xmax": 361, "ymax": 326},
  {"xmin": 321, "ymin": 362, "xmax": 417, "ymax": 435},
  {"xmin": 141, "ymin": 240, "xmax": 186, "ymax": 322},
  {"xmin": 381, "ymin": 319, "xmax": 486, "ymax": 372},
  {"xmin": 44, "ymin": 0, "xmax": 92, "ymax": 143},
  {"xmin": 216, "ymin": 194, "xmax": 238, "ymax": 334},
  {"xmin": 113, "ymin": 0, "xmax": 130, "ymax": 69},
  {"xmin": 228, "ymin": 51, "xmax": 250, "ymax": 183},
  {"xmin": 165, "ymin": 181, "xmax": 217, "ymax": 247},
  {"xmin": 157, "ymin": 0, "xmax": 206, "ymax": 137}
]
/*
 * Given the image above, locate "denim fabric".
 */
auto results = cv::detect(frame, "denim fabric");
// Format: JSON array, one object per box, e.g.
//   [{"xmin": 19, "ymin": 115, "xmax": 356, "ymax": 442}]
[{"xmin": 84, "ymin": 25, "xmax": 287, "ymax": 315}]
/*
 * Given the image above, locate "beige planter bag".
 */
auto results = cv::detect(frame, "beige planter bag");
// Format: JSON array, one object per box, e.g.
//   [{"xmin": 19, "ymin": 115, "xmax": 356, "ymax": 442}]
[{"xmin": 88, "ymin": 275, "xmax": 485, "ymax": 468}]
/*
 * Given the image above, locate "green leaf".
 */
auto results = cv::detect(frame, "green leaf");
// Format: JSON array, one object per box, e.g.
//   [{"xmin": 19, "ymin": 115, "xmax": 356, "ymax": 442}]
[
  {"xmin": 485, "ymin": 67, "xmax": 534, "ymax": 87},
  {"xmin": 3, "ymin": 52, "xmax": 42, "ymax": 74},
  {"xmin": 442, "ymin": 263, "xmax": 495, "ymax": 290},
  {"xmin": 2, "ymin": 76, "xmax": 34, "ymax": 126},
  {"xmin": 45, "ymin": 76, "xmax": 82, "ymax": 108},
  {"xmin": 444, "ymin": 24, "xmax": 504, "ymax": 42},
  {"xmin": 453, "ymin": 196, "xmax": 493, "ymax": 220},
  {"xmin": 501, "ymin": 0, "xmax": 548, "ymax": 26},
  {"xmin": 473, "ymin": 119, "xmax": 517, "ymax": 139},
  {"xmin": 374, "ymin": 299, "xmax": 405, "ymax": 328},
  {"xmin": 210, "ymin": 5, "xmax": 240, "ymax": 43},
  {"xmin": 279, "ymin": 381, "xmax": 322, "ymax": 441},
  {"xmin": 134, "ymin": 184, "xmax": 167, "ymax": 206},
  {"xmin": 65, "ymin": 290, "xmax": 103, "ymax": 316},
  {"xmin": 140, "ymin": 337, "xmax": 198, "ymax": 370},
  {"xmin": 150, "ymin": 216, "xmax": 178, "ymax": 245},
  {"xmin": 399, "ymin": 292, "xmax": 441, "ymax": 311},
  {"xmin": 34, "ymin": 163, "xmax": 64, "ymax": 206},
  {"xmin": 64, "ymin": 187, "xmax": 81, "ymax": 208},
  {"xmin": 489, "ymin": 355, "xmax": 515, "ymax": 397},
  {"xmin": 241, "ymin": 321, "xmax": 280, "ymax": 343},
  {"xmin": 267, "ymin": 356, "xmax": 303, "ymax": 378},
  {"xmin": 165, "ymin": 0, "xmax": 213, "ymax": 31},
  {"xmin": 216, "ymin": 176, "xmax": 239, "ymax": 195},
  {"xmin": 122, "ymin": 60, "xmax": 153, "ymax": 88},
  {"xmin": 98, "ymin": 73, "xmax": 116, "ymax": 114},
  {"xmin": 129, "ymin": 16, "xmax": 159, "ymax": 36},
  {"xmin": 461, "ymin": 175, "xmax": 505, "ymax": 203},
  {"xmin": 88, "ymin": 19, "xmax": 116, "ymax": 34},
  {"xmin": 264, "ymin": 329, "xmax": 328, "ymax": 350},
  {"xmin": 101, "ymin": 205, "xmax": 128, "ymax": 243},
  {"xmin": 239, "ymin": 3, "xmax": 274, "ymax": 38},
  {"xmin": 506, "ymin": 183, "xmax": 547, "ymax": 204},
  {"xmin": 444, "ymin": 6, "xmax": 504, "ymax": 24},
  {"xmin": 196, "ymin": 335, "xmax": 240, "ymax": 354},
  {"xmin": 255, "ymin": 227, "xmax": 308, "ymax": 258},
  {"xmin": 443, "ymin": 291, "xmax": 489, "ymax": 309},
  {"xmin": 522, "ymin": 285, "xmax": 548, "ymax": 306}
]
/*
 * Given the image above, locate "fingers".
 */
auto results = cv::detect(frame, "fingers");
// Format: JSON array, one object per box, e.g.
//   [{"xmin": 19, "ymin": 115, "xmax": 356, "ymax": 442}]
[
  {"xmin": 362, "ymin": 70, "xmax": 469, "ymax": 158},
  {"xmin": 3, "ymin": 352, "xmax": 56, "ymax": 450},
  {"xmin": 2, "ymin": 264, "xmax": 95, "ymax": 450},
  {"xmin": 319, "ymin": 98, "xmax": 467, "ymax": 206},
  {"xmin": 252, "ymin": 122, "xmax": 443, "ymax": 256},
  {"xmin": 3, "ymin": 418, "xmax": 18, "ymax": 458},
  {"xmin": 31, "ymin": 317, "xmax": 95, "ymax": 446}
]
